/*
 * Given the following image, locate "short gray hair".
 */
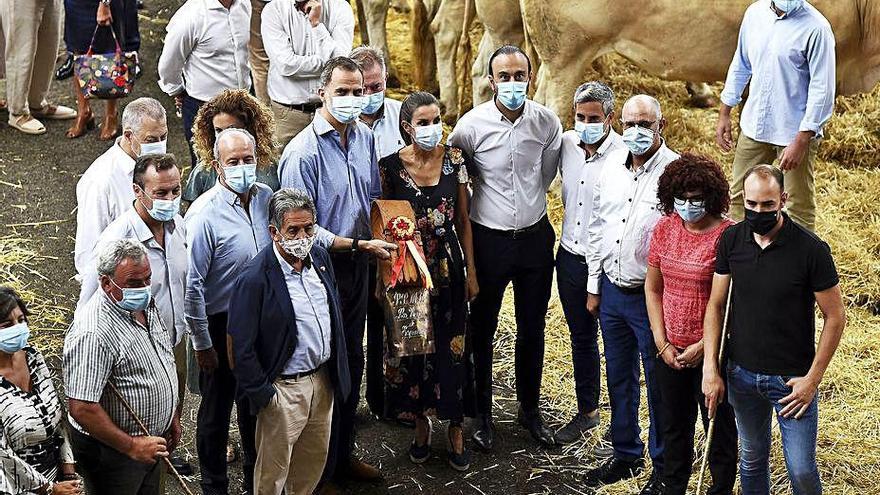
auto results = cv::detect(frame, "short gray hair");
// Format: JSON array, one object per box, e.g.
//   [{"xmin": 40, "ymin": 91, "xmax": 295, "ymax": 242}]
[
  {"xmin": 319, "ymin": 56, "xmax": 363, "ymax": 88},
  {"xmin": 97, "ymin": 239, "xmax": 148, "ymax": 277},
  {"xmin": 349, "ymin": 46, "xmax": 386, "ymax": 73},
  {"xmin": 269, "ymin": 188, "xmax": 316, "ymax": 228},
  {"xmin": 573, "ymin": 81, "xmax": 615, "ymax": 116},
  {"xmin": 121, "ymin": 97, "xmax": 166, "ymax": 133},
  {"xmin": 213, "ymin": 128, "xmax": 257, "ymax": 163},
  {"xmin": 625, "ymin": 94, "xmax": 663, "ymax": 120}
]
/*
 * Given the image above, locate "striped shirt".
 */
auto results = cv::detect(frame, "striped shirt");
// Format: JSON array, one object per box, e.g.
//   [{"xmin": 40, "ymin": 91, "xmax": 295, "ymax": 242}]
[
  {"xmin": 64, "ymin": 291, "xmax": 179, "ymax": 437},
  {"xmin": 0, "ymin": 348, "xmax": 74, "ymax": 494}
]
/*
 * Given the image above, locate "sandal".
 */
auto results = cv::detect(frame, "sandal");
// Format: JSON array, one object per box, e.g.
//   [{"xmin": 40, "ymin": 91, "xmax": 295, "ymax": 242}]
[
  {"xmin": 30, "ymin": 104, "xmax": 77, "ymax": 120},
  {"xmin": 8, "ymin": 114, "xmax": 46, "ymax": 135}
]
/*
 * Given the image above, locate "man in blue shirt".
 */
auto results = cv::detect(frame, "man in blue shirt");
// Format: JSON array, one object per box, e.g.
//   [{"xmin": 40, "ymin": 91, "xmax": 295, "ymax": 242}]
[
  {"xmin": 716, "ymin": 0, "xmax": 835, "ymax": 232},
  {"xmin": 278, "ymin": 56, "xmax": 383, "ymax": 483}
]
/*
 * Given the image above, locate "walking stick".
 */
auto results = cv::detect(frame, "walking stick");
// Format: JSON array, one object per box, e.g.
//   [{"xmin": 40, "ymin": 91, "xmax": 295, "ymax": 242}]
[
  {"xmin": 107, "ymin": 381, "xmax": 195, "ymax": 495},
  {"xmin": 695, "ymin": 281, "xmax": 733, "ymax": 494}
]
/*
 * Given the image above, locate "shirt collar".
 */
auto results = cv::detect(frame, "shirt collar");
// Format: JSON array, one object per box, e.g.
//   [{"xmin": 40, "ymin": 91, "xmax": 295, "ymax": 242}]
[
  {"xmin": 489, "ymin": 98, "xmax": 531, "ymax": 125},
  {"xmin": 207, "ymin": 0, "xmax": 231, "ymax": 9},
  {"xmin": 624, "ymin": 140, "xmax": 669, "ymax": 174},
  {"xmin": 214, "ymin": 181, "xmax": 253, "ymax": 208},
  {"xmin": 124, "ymin": 207, "xmax": 180, "ymax": 244},
  {"xmin": 593, "ymin": 129, "xmax": 622, "ymax": 157},
  {"xmin": 112, "ymin": 137, "xmax": 136, "ymax": 175},
  {"xmin": 744, "ymin": 211, "xmax": 793, "ymax": 247},
  {"xmin": 768, "ymin": 0, "xmax": 803, "ymax": 20},
  {"xmin": 312, "ymin": 111, "xmax": 357, "ymax": 138}
]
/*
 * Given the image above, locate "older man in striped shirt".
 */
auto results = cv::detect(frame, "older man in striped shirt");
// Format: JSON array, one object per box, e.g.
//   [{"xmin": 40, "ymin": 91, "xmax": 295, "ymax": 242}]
[{"xmin": 64, "ymin": 239, "xmax": 179, "ymax": 495}]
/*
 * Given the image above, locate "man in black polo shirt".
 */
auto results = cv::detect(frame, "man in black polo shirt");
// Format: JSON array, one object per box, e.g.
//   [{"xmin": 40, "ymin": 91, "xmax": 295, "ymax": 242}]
[{"xmin": 702, "ymin": 164, "xmax": 846, "ymax": 495}]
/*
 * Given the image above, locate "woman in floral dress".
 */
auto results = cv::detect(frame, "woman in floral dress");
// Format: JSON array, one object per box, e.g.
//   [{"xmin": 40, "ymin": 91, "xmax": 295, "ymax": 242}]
[{"xmin": 378, "ymin": 91, "xmax": 478, "ymax": 472}]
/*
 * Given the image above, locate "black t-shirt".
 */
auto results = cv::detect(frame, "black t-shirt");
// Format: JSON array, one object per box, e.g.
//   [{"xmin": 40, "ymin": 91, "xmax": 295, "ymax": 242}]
[{"xmin": 715, "ymin": 213, "xmax": 839, "ymax": 376}]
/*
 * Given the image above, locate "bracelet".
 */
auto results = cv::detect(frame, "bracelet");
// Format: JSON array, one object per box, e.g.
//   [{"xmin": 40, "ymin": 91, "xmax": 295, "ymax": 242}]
[{"xmin": 656, "ymin": 341, "xmax": 671, "ymax": 358}]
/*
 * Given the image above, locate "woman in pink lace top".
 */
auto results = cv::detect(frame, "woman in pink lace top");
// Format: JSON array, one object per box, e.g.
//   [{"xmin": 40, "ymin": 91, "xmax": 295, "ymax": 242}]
[{"xmin": 645, "ymin": 153, "xmax": 737, "ymax": 495}]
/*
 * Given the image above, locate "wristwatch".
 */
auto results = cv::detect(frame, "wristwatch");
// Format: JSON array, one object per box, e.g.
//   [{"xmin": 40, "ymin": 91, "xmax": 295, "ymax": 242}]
[
  {"xmin": 100, "ymin": 0, "xmax": 111, "ymax": 5},
  {"xmin": 351, "ymin": 239, "xmax": 360, "ymax": 253}
]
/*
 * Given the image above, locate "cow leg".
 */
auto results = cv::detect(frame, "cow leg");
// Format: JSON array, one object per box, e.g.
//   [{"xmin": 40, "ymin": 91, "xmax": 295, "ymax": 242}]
[
  {"xmin": 470, "ymin": 32, "xmax": 494, "ymax": 106},
  {"xmin": 431, "ymin": 0, "xmax": 465, "ymax": 122},
  {"xmin": 362, "ymin": 0, "xmax": 402, "ymax": 88},
  {"xmin": 686, "ymin": 82, "xmax": 717, "ymax": 108},
  {"xmin": 539, "ymin": 57, "xmax": 593, "ymax": 124},
  {"xmin": 355, "ymin": 0, "xmax": 370, "ymax": 45},
  {"xmin": 411, "ymin": 0, "xmax": 439, "ymax": 93}
]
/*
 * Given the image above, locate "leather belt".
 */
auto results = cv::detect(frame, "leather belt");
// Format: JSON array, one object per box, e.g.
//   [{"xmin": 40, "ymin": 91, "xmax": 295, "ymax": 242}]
[
  {"xmin": 275, "ymin": 100, "xmax": 322, "ymax": 113},
  {"xmin": 475, "ymin": 215, "xmax": 547, "ymax": 239},
  {"xmin": 280, "ymin": 363, "xmax": 324, "ymax": 381}
]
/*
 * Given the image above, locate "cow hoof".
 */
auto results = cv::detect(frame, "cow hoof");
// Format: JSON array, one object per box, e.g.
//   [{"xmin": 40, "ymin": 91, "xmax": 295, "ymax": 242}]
[{"xmin": 688, "ymin": 94, "xmax": 717, "ymax": 109}]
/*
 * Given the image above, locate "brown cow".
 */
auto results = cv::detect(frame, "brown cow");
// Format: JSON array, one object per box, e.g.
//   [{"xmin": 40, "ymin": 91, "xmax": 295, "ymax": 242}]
[{"xmin": 520, "ymin": 0, "xmax": 880, "ymax": 118}]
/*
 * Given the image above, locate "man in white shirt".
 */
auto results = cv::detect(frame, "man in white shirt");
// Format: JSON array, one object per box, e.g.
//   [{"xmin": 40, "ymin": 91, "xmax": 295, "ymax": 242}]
[
  {"xmin": 584, "ymin": 95, "xmax": 679, "ymax": 495},
  {"xmin": 261, "ymin": 0, "xmax": 354, "ymax": 147},
  {"xmin": 554, "ymin": 81, "xmax": 624, "ymax": 445},
  {"xmin": 716, "ymin": 0, "xmax": 835, "ymax": 231},
  {"xmin": 74, "ymin": 97, "xmax": 168, "ymax": 282},
  {"xmin": 348, "ymin": 45, "xmax": 404, "ymax": 417},
  {"xmin": 157, "ymin": 0, "xmax": 251, "ymax": 166},
  {"xmin": 76, "ymin": 153, "xmax": 192, "ymax": 475},
  {"xmin": 448, "ymin": 45, "xmax": 561, "ymax": 451}
]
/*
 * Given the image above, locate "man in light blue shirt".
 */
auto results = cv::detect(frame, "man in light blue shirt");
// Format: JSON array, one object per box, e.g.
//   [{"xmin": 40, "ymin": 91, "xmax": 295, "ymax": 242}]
[
  {"xmin": 185, "ymin": 127, "xmax": 271, "ymax": 494},
  {"xmin": 277, "ymin": 56, "xmax": 383, "ymax": 483},
  {"xmin": 716, "ymin": 0, "xmax": 835, "ymax": 232}
]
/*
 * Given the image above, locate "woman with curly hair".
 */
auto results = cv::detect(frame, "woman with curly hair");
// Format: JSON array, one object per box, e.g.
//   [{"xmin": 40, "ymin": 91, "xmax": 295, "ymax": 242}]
[
  {"xmin": 645, "ymin": 152, "xmax": 738, "ymax": 495},
  {"xmin": 182, "ymin": 89, "xmax": 280, "ymax": 208}
]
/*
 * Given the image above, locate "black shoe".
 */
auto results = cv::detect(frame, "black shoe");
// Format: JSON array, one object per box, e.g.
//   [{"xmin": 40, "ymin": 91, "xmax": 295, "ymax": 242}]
[
  {"xmin": 470, "ymin": 414, "xmax": 494, "ymax": 451},
  {"xmin": 137, "ymin": 0, "xmax": 144, "ymax": 8},
  {"xmin": 446, "ymin": 426, "xmax": 470, "ymax": 472},
  {"xmin": 555, "ymin": 411, "xmax": 600, "ymax": 444},
  {"xmin": 584, "ymin": 457, "xmax": 645, "ymax": 487},
  {"xmin": 517, "ymin": 406, "xmax": 557, "ymax": 448},
  {"xmin": 409, "ymin": 440, "xmax": 431, "ymax": 464},
  {"xmin": 55, "ymin": 54, "xmax": 74, "ymax": 81},
  {"xmin": 168, "ymin": 453, "xmax": 193, "ymax": 476},
  {"xmin": 639, "ymin": 469, "xmax": 664, "ymax": 495},
  {"xmin": 592, "ymin": 427, "xmax": 615, "ymax": 458}
]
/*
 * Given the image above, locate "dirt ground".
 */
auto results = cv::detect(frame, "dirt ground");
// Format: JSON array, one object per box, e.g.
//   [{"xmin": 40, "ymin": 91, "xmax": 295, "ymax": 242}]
[{"xmin": 0, "ymin": 1, "xmax": 609, "ymax": 494}]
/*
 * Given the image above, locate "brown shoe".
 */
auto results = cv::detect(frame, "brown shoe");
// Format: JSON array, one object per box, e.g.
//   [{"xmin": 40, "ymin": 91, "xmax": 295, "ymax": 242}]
[{"xmin": 347, "ymin": 458, "xmax": 382, "ymax": 481}]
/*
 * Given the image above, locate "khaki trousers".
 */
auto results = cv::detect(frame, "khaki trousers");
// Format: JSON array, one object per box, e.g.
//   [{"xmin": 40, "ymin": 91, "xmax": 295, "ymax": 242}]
[
  {"xmin": 0, "ymin": 0, "xmax": 62, "ymax": 115},
  {"xmin": 254, "ymin": 367, "xmax": 334, "ymax": 495},
  {"xmin": 271, "ymin": 100, "xmax": 313, "ymax": 150},
  {"xmin": 249, "ymin": 0, "xmax": 270, "ymax": 105},
  {"xmin": 729, "ymin": 133, "xmax": 819, "ymax": 231}
]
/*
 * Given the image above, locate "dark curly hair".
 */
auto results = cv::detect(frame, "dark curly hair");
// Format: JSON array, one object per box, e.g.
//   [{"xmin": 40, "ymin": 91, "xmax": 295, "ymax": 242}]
[
  {"xmin": 0, "ymin": 287, "xmax": 29, "ymax": 324},
  {"xmin": 657, "ymin": 152, "xmax": 730, "ymax": 217},
  {"xmin": 192, "ymin": 89, "xmax": 278, "ymax": 167}
]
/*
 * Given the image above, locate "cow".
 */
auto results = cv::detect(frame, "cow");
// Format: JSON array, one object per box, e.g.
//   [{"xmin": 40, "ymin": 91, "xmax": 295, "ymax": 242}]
[
  {"xmin": 518, "ymin": 0, "xmax": 880, "ymax": 119},
  {"xmin": 354, "ymin": 0, "xmax": 409, "ymax": 87}
]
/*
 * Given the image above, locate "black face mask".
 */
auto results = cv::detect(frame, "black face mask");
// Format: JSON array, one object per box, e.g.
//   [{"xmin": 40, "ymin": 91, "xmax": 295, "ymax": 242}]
[{"xmin": 744, "ymin": 208, "xmax": 780, "ymax": 235}]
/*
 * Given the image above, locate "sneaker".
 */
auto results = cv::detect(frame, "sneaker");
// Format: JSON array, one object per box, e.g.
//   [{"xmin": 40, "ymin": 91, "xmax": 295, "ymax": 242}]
[
  {"xmin": 584, "ymin": 457, "xmax": 645, "ymax": 487},
  {"xmin": 639, "ymin": 469, "xmax": 665, "ymax": 494},
  {"xmin": 592, "ymin": 427, "xmax": 615, "ymax": 458},
  {"xmin": 409, "ymin": 440, "xmax": 431, "ymax": 464},
  {"xmin": 555, "ymin": 411, "xmax": 600, "ymax": 444}
]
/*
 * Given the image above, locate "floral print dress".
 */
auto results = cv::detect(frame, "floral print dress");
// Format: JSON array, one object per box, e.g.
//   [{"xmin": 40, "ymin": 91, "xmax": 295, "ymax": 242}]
[{"xmin": 378, "ymin": 146, "xmax": 476, "ymax": 422}]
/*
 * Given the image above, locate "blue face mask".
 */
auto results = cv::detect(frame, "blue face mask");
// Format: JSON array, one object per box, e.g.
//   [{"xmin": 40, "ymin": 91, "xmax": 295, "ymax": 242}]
[
  {"xmin": 140, "ymin": 191, "xmax": 180, "ymax": 222},
  {"xmin": 622, "ymin": 125, "xmax": 656, "ymax": 156},
  {"xmin": 574, "ymin": 121, "xmax": 607, "ymax": 145},
  {"xmin": 673, "ymin": 198, "xmax": 707, "ymax": 223},
  {"xmin": 774, "ymin": 0, "xmax": 804, "ymax": 13},
  {"xmin": 223, "ymin": 164, "xmax": 257, "ymax": 194},
  {"xmin": 495, "ymin": 81, "xmax": 528, "ymax": 111},
  {"xmin": 328, "ymin": 95, "xmax": 364, "ymax": 124},
  {"xmin": 0, "ymin": 322, "xmax": 30, "ymax": 354},
  {"xmin": 413, "ymin": 123, "xmax": 443, "ymax": 151},
  {"xmin": 110, "ymin": 279, "xmax": 152, "ymax": 312},
  {"xmin": 361, "ymin": 91, "xmax": 385, "ymax": 115}
]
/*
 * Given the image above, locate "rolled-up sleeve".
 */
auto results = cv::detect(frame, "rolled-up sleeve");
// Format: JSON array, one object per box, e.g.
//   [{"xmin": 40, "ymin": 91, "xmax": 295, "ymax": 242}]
[
  {"xmin": 719, "ymin": 13, "xmax": 753, "ymax": 108},
  {"xmin": 184, "ymin": 214, "xmax": 215, "ymax": 350},
  {"xmin": 798, "ymin": 26, "xmax": 836, "ymax": 135},
  {"xmin": 157, "ymin": 10, "xmax": 196, "ymax": 97}
]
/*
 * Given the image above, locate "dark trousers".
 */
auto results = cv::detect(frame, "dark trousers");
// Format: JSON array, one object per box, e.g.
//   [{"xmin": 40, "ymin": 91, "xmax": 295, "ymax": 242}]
[
  {"xmin": 655, "ymin": 359, "xmax": 738, "ymax": 495},
  {"xmin": 181, "ymin": 94, "xmax": 205, "ymax": 167},
  {"xmin": 324, "ymin": 251, "xmax": 369, "ymax": 478},
  {"xmin": 365, "ymin": 261, "xmax": 386, "ymax": 417},
  {"xmin": 71, "ymin": 427, "xmax": 161, "ymax": 495},
  {"xmin": 197, "ymin": 312, "xmax": 257, "ymax": 495},
  {"xmin": 599, "ymin": 275, "xmax": 664, "ymax": 470},
  {"xmin": 555, "ymin": 246, "xmax": 601, "ymax": 414},
  {"xmin": 470, "ymin": 217, "xmax": 555, "ymax": 414}
]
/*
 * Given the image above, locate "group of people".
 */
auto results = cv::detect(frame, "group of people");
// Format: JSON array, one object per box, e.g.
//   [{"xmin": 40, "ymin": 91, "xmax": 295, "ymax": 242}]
[{"xmin": 0, "ymin": 0, "xmax": 850, "ymax": 495}]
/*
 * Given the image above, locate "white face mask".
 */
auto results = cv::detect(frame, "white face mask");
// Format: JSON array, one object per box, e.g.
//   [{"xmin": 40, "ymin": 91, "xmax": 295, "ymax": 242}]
[
  {"xmin": 280, "ymin": 235, "xmax": 315, "ymax": 260},
  {"xmin": 131, "ymin": 134, "xmax": 167, "ymax": 157}
]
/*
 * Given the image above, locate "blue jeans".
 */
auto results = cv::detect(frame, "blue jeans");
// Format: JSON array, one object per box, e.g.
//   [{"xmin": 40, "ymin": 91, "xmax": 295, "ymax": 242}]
[
  {"xmin": 599, "ymin": 275, "xmax": 664, "ymax": 469},
  {"xmin": 556, "ymin": 247, "xmax": 600, "ymax": 413},
  {"xmin": 181, "ymin": 94, "xmax": 205, "ymax": 167},
  {"xmin": 727, "ymin": 360, "xmax": 821, "ymax": 495}
]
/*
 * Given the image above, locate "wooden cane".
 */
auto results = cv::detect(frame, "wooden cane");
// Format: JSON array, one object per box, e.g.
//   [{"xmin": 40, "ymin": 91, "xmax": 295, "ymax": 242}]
[
  {"xmin": 107, "ymin": 381, "xmax": 195, "ymax": 495},
  {"xmin": 695, "ymin": 280, "xmax": 734, "ymax": 494}
]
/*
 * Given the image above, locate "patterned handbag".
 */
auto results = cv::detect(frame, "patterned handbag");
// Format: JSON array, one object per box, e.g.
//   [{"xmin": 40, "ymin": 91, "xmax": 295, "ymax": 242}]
[{"xmin": 74, "ymin": 25, "xmax": 140, "ymax": 99}]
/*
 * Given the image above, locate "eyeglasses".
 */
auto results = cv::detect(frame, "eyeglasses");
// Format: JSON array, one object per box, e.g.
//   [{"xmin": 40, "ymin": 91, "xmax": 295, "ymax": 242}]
[
  {"xmin": 674, "ymin": 197, "xmax": 705, "ymax": 208},
  {"xmin": 621, "ymin": 120, "xmax": 657, "ymax": 130}
]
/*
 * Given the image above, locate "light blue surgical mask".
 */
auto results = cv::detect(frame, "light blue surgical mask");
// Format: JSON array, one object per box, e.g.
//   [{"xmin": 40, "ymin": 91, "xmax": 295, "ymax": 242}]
[
  {"xmin": 575, "ymin": 121, "xmax": 607, "ymax": 145},
  {"xmin": 140, "ymin": 191, "xmax": 180, "ymax": 222},
  {"xmin": 413, "ymin": 123, "xmax": 443, "ymax": 151},
  {"xmin": 361, "ymin": 91, "xmax": 385, "ymax": 115},
  {"xmin": 328, "ymin": 95, "xmax": 364, "ymax": 124},
  {"xmin": 774, "ymin": 0, "xmax": 804, "ymax": 13},
  {"xmin": 223, "ymin": 164, "xmax": 257, "ymax": 194},
  {"xmin": 495, "ymin": 81, "xmax": 528, "ymax": 111},
  {"xmin": 622, "ymin": 125, "xmax": 656, "ymax": 156},
  {"xmin": 137, "ymin": 139, "xmax": 167, "ymax": 157},
  {"xmin": 0, "ymin": 322, "xmax": 30, "ymax": 354},
  {"xmin": 110, "ymin": 279, "xmax": 152, "ymax": 312},
  {"xmin": 673, "ymin": 198, "xmax": 707, "ymax": 224}
]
